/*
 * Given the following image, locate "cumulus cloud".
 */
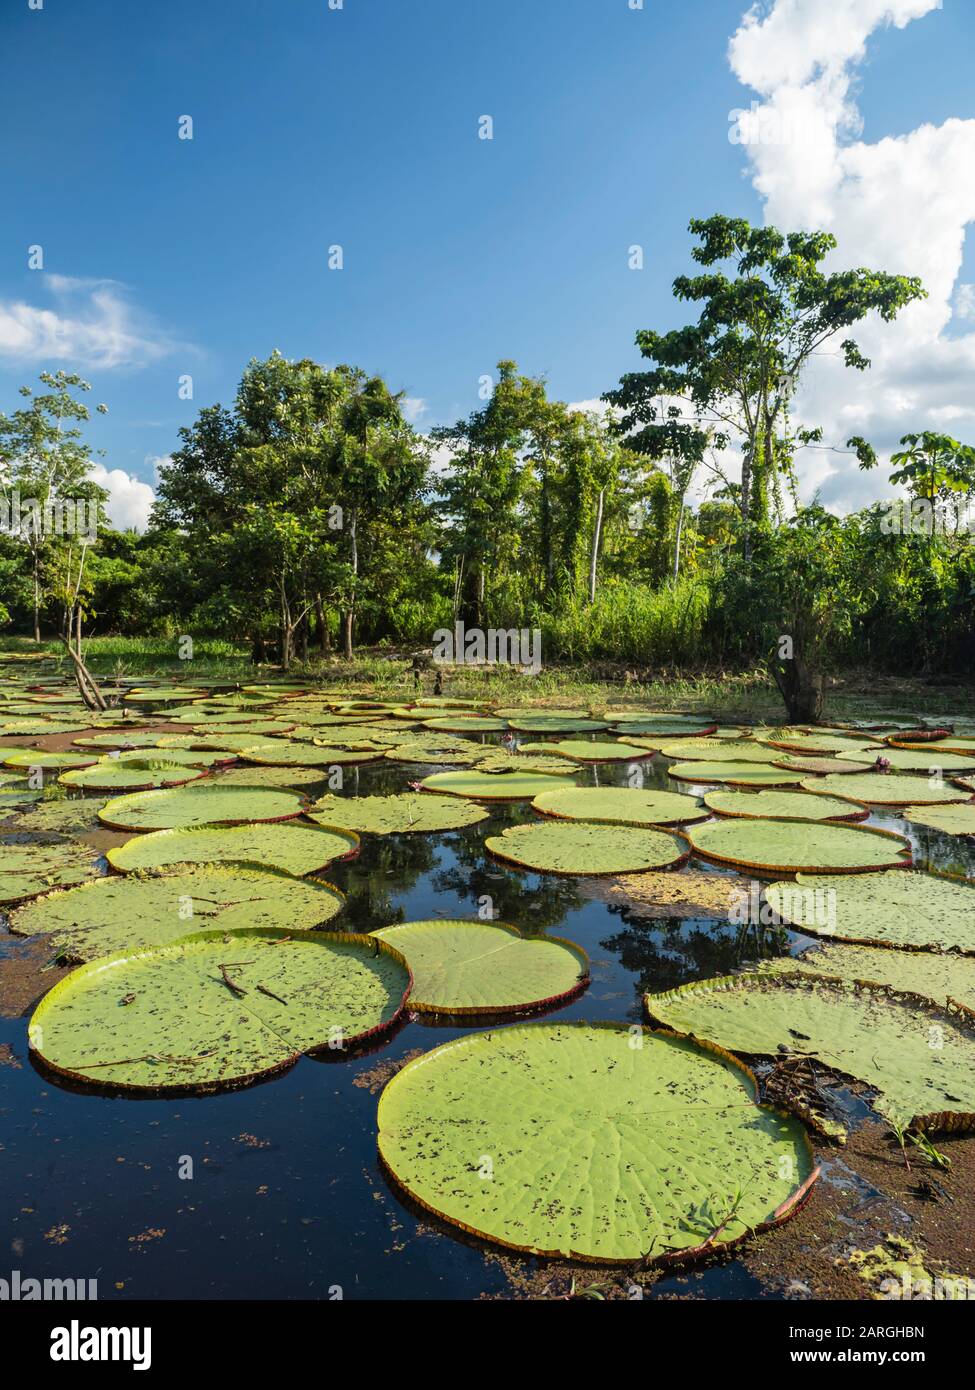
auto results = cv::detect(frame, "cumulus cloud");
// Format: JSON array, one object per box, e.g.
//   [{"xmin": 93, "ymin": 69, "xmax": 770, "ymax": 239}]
[
  {"xmin": 89, "ymin": 462, "xmax": 155, "ymax": 532},
  {"xmin": 0, "ymin": 275, "xmax": 178, "ymax": 370},
  {"xmin": 726, "ymin": 0, "xmax": 975, "ymax": 510},
  {"xmin": 402, "ymin": 397, "xmax": 429, "ymax": 424}
]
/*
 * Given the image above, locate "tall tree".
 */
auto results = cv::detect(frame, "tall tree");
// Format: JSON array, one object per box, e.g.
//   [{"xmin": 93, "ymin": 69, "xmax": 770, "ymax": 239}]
[{"xmin": 605, "ymin": 215, "xmax": 926, "ymax": 559}]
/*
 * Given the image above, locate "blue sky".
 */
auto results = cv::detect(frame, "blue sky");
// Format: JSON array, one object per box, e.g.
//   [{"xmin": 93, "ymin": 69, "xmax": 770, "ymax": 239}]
[{"xmin": 2, "ymin": 0, "xmax": 974, "ymax": 523}]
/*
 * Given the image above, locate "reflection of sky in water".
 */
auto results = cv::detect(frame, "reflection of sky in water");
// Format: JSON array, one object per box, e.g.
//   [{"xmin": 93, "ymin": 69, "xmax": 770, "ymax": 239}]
[{"xmin": 0, "ymin": 732, "xmax": 971, "ymax": 1299}]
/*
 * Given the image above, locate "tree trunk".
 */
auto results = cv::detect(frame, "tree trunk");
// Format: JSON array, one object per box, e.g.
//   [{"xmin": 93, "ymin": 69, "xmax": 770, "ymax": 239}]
[
  {"xmin": 343, "ymin": 512, "xmax": 358, "ymax": 660},
  {"xmin": 33, "ymin": 555, "xmax": 41, "ymax": 643},
  {"xmin": 315, "ymin": 595, "xmax": 330, "ymax": 654},
  {"xmin": 672, "ymin": 500, "xmax": 685, "ymax": 584},
  {"xmin": 772, "ymin": 652, "xmax": 824, "ymax": 723},
  {"xmin": 588, "ymin": 489, "xmax": 605, "ymax": 605}
]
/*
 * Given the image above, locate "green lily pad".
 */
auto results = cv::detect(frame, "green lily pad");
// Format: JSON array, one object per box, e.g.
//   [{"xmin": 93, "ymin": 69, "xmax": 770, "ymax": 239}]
[
  {"xmin": 759, "ymin": 942, "xmax": 975, "ymax": 1013},
  {"xmin": 655, "ymin": 739, "xmax": 781, "ymax": 763},
  {"xmin": 106, "ymin": 821, "xmax": 359, "ymax": 875},
  {"xmin": 771, "ymin": 756, "xmax": 870, "ymax": 775},
  {"xmin": 765, "ymin": 870, "xmax": 975, "ymax": 953},
  {"xmin": 486, "ymin": 820, "xmax": 688, "ymax": 874},
  {"xmin": 371, "ymin": 920, "xmax": 589, "ymax": 1014},
  {"xmin": 761, "ymin": 732, "xmax": 880, "ymax": 756},
  {"xmin": 239, "ymin": 741, "xmax": 384, "ymax": 767},
  {"xmin": 377, "ymin": 1021, "xmax": 816, "ymax": 1262},
  {"xmin": 891, "ymin": 737, "xmax": 975, "ymax": 757},
  {"xmin": 531, "ymin": 786, "xmax": 706, "ymax": 827},
  {"xmin": 386, "ymin": 741, "xmax": 484, "ymax": 766},
  {"xmin": 506, "ymin": 716, "xmax": 608, "ymax": 734},
  {"xmin": 215, "ymin": 765, "xmax": 329, "ymax": 790},
  {"xmin": 98, "ymin": 784, "xmax": 306, "ymax": 832},
  {"xmin": 684, "ymin": 818, "xmax": 910, "ymax": 874},
  {"xmin": 308, "ymin": 792, "xmax": 490, "ymax": 835},
  {"xmin": 10, "ymin": 864, "xmax": 345, "ymax": 961},
  {"xmin": 10, "ymin": 796, "xmax": 112, "ymax": 836},
  {"xmin": 29, "ymin": 927, "xmax": 409, "ymax": 1092},
  {"xmin": 519, "ymin": 740, "xmax": 653, "ymax": 763},
  {"xmin": 802, "ymin": 773, "xmax": 971, "ymax": 806},
  {"xmin": 844, "ymin": 747, "xmax": 975, "ymax": 773},
  {"xmin": 73, "ymin": 732, "xmax": 162, "ymax": 750},
  {"xmin": 669, "ymin": 761, "xmax": 806, "ymax": 787},
  {"xmin": 59, "ymin": 760, "xmax": 207, "ymax": 792},
  {"xmin": 645, "ymin": 974, "xmax": 975, "ymax": 1133},
  {"xmin": 420, "ymin": 717, "xmax": 507, "ymax": 732},
  {"xmin": 420, "ymin": 770, "xmax": 576, "ymax": 801},
  {"xmin": 607, "ymin": 722, "xmax": 716, "ymax": 739},
  {"xmin": 903, "ymin": 803, "xmax": 975, "ymax": 837},
  {"xmin": 703, "ymin": 789, "xmax": 868, "ymax": 821},
  {"xmin": 474, "ymin": 751, "xmax": 576, "ymax": 776},
  {"xmin": 3, "ymin": 750, "xmax": 97, "ymax": 770},
  {"xmin": 0, "ymin": 843, "xmax": 102, "ymax": 905}
]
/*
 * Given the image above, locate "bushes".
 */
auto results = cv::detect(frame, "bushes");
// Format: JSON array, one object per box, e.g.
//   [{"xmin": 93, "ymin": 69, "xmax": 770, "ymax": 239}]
[{"xmin": 532, "ymin": 578, "xmax": 710, "ymax": 666}]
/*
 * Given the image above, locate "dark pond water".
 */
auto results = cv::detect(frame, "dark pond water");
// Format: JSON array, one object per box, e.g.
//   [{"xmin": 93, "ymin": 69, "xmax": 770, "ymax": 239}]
[{"xmin": 1, "ymin": 735, "xmax": 973, "ymax": 1300}]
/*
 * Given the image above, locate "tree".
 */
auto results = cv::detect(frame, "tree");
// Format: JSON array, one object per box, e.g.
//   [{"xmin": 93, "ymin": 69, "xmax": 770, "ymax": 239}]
[
  {"xmin": 605, "ymin": 215, "xmax": 926, "ymax": 560},
  {"xmin": 0, "ymin": 371, "xmax": 108, "ymax": 640}
]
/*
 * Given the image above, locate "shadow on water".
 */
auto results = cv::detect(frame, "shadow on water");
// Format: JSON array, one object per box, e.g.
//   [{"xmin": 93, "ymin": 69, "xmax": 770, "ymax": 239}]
[{"xmin": 1, "ymin": 736, "xmax": 973, "ymax": 1299}]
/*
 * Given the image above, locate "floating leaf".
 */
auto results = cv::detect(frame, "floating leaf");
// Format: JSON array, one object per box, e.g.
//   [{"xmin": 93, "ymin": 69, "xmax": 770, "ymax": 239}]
[
  {"xmin": 10, "ymin": 864, "xmax": 345, "ymax": 960},
  {"xmin": 377, "ymin": 1021, "xmax": 816, "ymax": 1262},
  {"xmin": 765, "ymin": 870, "xmax": 975, "ymax": 953},
  {"xmin": 98, "ymin": 784, "xmax": 306, "ymax": 831},
  {"xmin": 420, "ymin": 769, "xmax": 576, "ymax": 800},
  {"xmin": 307, "ymin": 792, "xmax": 489, "ymax": 835},
  {"xmin": 106, "ymin": 822, "xmax": 358, "ymax": 875},
  {"xmin": 59, "ymin": 760, "xmax": 207, "ymax": 792},
  {"xmin": 684, "ymin": 817, "xmax": 910, "ymax": 874},
  {"xmin": 506, "ymin": 715, "xmax": 608, "ymax": 734},
  {"xmin": 420, "ymin": 717, "xmax": 507, "ymax": 732},
  {"xmin": 771, "ymin": 756, "xmax": 869, "ymax": 775},
  {"xmin": 702, "ymin": 789, "xmax": 868, "ymax": 822},
  {"xmin": 531, "ymin": 785, "xmax": 706, "ymax": 827},
  {"xmin": 903, "ymin": 803, "xmax": 975, "ymax": 837},
  {"xmin": 371, "ymin": 920, "xmax": 588, "ymax": 1014},
  {"xmin": 11, "ymin": 796, "xmax": 112, "ymax": 836},
  {"xmin": 802, "ymin": 772, "xmax": 971, "ymax": 806},
  {"xmin": 30, "ymin": 927, "xmax": 409, "ymax": 1092},
  {"xmin": 3, "ymin": 750, "xmax": 96, "ymax": 770},
  {"xmin": 669, "ymin": 761, "xmax": 806, "ymax": 787},
  {"xmin": 654, "ymin": 739, "xmax": 781, "ymax": 763},
  {"xmin": 759, "ymin": 942, "xmax": 975, "ymax": 1013},
  {"xmin": 0, "ymin": 844, "xmax": 102, "ymax": 905},
  {"xmin": 844, "ymin": 747, "xmax": 975, "ymax": 773},
  {"xmin": 486, "ymin": 819, "xmax": 688, "ymax": 874},
  {"xmin": 519, "ymin": 739, "xmax": 653, "ymax": 763},
  {"xmin": 645, "ymin": 973, "xmax": 975, "ymax": 1133}
]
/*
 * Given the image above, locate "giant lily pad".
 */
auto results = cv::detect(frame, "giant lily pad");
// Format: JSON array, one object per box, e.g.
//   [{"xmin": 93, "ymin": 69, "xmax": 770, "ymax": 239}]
[
  {"xmin": 59, "ymin": 760, "xmax": 207, "ymax": 792},
  {"xmin": 10, "ymin": 864, "xmax": 345, "ymax": 961},
  {"xmin": 765, "ymin": 870, "xmax": 975, "ymax": 953},
  {"xmin": 844, "ymin": 747, "xmax": 975, "ymax": 773},
  {"xmin": 420, "ymin": 770, "xmax": 576, "ymax": 801},
  {"xmin": 386, "ymin": 741, "xmax": 483, "ymax": 767},
  {"xmin": 771, "ymin": 756, "xmax": 870, "ymax": 775},
  {"xmin": 669, "ymin": 761, "xmax": 806, "ymax": 787},
  {"xmin": 106, "ymin": 821, "xmax": 359, "ymax": 875},
  {"xmin": 761, "ymin": 732, "xmax": 880, "ymax": 756},
  {"xmin": 654, "ymin": 739, "xmax": 780, "ymax": 763},
  {"xmin": 645, "ymin": 974, "xmax": 975, "ymax": 1133},
  {"xmin": 702, "ymin": 789, "xmax": 868, "ymax": 822},
  {"xmin": 531, "ymin": 785, "xmax": 706, "ymax": 827},
  {"xmin": 474, "ymin": 751, "xmax": 576, "ymax": 776},
  {"xmin": 802, "ymin": 772, "xmax": 971, "ymax": 806},
  {"xmin": 0, "ymin": 843, "xmax": 102, "ymax": 905},
  {"xmin": 216, "ymin": 765, "xmax": 328, "ymax": 790},
  {"xmin": 485, "ymin": 820, "xmax": 688, "ymax": 874},
  {"xmin": 371, "ymin": 920, "xmax": 588, "ymax": 1014},
  {"xmin": 684, "ymin": 817, "xmax": 909, "ymax": 874},
  {"xmin": 520, "ymin": 740, "xmax": 653, "ymax": 763},
  {"xmin": 506, "ymin": 715, "xmax": 608, "ymax": 734},
  {"xmin": 11, "ymin": 796, "xmax": 112, "ymax": 836},
  {"xmin": 759, "ymin": 942, "xmax": 975, "ymax": 1013},
  {"xmin": 238, "ymin": 741, "xmax": 384, "ymax": 767},
  {"xmin": 377, "ymin": 1021, "xmax": 816, "ymax": 1262},
  {"xmin": 29, "ymin": 927, "xmax": 409, "ymax": 1092},
  {"xmin": 891, "ymin": 737, "xmax": 975, "ymax": 757},
  {"xmin": 98, "ymin": 784, "xmax": 305, "ymax": 831},
  {"xmin": 903, "ymin": 803, "xmax": 975, "ymax": 837},
  {"xmin": 73, "ymin": 732, "xmax": 162, "ymax": 750},
  {"xmin": 308, "ymin": 792, "xmax": 489, "ymax": 835},
  {"xmin": 421, "ymin": 717, "xmax": 507, "ymax": 733},
  {"xmin": 3, "ymin": 750, "xmax": 97, "ymax": 771}
]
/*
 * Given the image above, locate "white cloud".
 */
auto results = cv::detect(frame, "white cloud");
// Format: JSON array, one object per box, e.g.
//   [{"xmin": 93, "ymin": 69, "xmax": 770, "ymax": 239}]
[
  {"xmin": 727, "ymin": 0, "xmax": 975, "ymax": 510},
  {"xmin": 403, "ymin": 397, "xmax": 428, "ymax": 424},
  {"xmin": 89, "ymin": 463, "xmax": 155, "ymax": 532},
  {"xmin": 956, "ymin": 284, "xmax": 975, "ymax": 321},
  {"xmin": 0, "ymin": 275, "xmax": 177, "ymax": 370}
]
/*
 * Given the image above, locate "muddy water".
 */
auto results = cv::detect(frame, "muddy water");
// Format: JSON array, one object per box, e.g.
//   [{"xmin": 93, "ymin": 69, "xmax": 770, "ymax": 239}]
[{"xmin": 1, "ymin": 734, "xmax": 973, "ymax": 1300}]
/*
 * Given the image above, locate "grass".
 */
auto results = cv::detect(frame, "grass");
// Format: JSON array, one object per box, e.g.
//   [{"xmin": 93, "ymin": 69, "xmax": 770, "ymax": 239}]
[{"xmin": 3, "ymin": 634, "xmax": 973, "ymax": 724}]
